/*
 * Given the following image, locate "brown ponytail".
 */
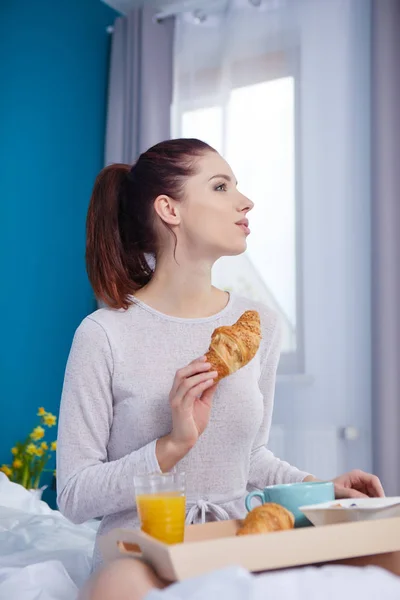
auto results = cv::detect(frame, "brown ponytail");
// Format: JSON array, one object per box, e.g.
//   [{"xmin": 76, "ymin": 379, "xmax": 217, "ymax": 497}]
[
  {"xmin": 86, "ymin": 164, "xmax": 154, "ymax": 310},
  {"xmin": 86, "ymin": 138, "xmax": 215, "ymax": 309}
]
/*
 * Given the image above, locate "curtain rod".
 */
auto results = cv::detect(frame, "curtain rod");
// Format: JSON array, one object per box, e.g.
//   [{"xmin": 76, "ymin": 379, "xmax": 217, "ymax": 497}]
[
  {"xmin": 153, "ymin": 0, "xmax": 223, "ymax": 23},
  {"xmin": 154, "ymin": 0, "xmax": 276, "ymax": 23},
  {"xmin": 106, "ymin": 0, "xmax": 269, "ymax": 29}
]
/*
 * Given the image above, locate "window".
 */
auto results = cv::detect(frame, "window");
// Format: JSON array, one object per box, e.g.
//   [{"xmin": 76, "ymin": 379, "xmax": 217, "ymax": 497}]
[{"xmin": 173, "ymin": 54, "xmax": 302, "ymax": 373}]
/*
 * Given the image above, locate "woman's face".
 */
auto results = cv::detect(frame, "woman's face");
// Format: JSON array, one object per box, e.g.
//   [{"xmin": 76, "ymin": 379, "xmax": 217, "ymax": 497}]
[{"xmin": 176, "ymin": 151, "xmax": 254, "ymax": 261}]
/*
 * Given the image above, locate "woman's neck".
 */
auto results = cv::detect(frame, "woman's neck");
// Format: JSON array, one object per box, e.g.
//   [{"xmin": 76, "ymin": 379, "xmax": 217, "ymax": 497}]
[{"xmin": 133, "ymin": 254, "xmax": 229, "ymax": 319}]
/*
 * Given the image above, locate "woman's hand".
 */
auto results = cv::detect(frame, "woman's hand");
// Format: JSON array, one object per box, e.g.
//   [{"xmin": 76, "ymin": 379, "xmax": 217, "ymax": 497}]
[
  {"xmin": 156, "ymin": 356, "xmax": 218, "ymax": 472},
  {"xmin": 332, "ymin": 470, "xmax": 385, "ymax": 499},
  {"xmin": 169, "ymin": 356, "xmax": 218, "ymax": 449},
  {"xmin": 304, "ymin": 470, "xmax": 385, "ymax": 499}
]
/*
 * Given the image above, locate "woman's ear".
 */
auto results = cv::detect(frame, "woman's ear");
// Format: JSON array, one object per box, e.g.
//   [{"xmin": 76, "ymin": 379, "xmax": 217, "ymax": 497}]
[{"xmin": 154, "ymin": 195, "xmax": 181, "ymax": 226}]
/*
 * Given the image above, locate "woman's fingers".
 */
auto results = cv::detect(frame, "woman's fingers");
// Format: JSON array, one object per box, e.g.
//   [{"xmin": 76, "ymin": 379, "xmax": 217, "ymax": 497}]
[
  {"xmin": 199, "ymin": 383, "xmax": 218, "ymax": 406},
  {"xmin": 172, "ymin": 371, "xmax": 218, "ymax": 408},
  {"xmin": 364, "ymin": 473, "xmax": 385, "ymax": 498},
  {"xmin": 347, "ymin": 470, "xmax": 386, "ymax": 498},
  {"xmin": 170, "ymin": 357, "xmax": 211, "ymax": 396},
  {"xmin": 181, "ymin": 378, "xmax": 217, "ymax": 409},
  {"xmin": 177, "ymin": 356, "xmax": 210, "ymax": 380},
  {"xmin": 335, "ymin": 486, "xmax": 368, "ymax": 500}
]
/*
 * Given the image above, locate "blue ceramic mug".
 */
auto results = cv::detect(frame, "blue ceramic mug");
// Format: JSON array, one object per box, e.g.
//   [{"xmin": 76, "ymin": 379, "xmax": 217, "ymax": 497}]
[{"xmin": 245, "ymin": 481, "xmax": 335, "ymax": 527}]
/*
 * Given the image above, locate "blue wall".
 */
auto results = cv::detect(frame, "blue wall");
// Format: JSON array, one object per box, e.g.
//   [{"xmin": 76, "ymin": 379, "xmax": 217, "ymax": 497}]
[{"xmin": 0, "ymin": 0, "xmax": 117, "ymax": 499}]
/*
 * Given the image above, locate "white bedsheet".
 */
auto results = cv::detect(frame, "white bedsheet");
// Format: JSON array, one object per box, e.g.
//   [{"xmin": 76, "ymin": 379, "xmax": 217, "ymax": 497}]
[
  {"xmin": 0, "ymin": 561, "xmax": 78, "ymax": 600},
  {"xmin": 0, "ymin": 474, "xmax": 399, "ymax": 600},
  {"xmin": 0, "ymin": 474, "xmax": 97, "ymax": 599},
  {"xmin": 147, "ymin": 564, "xmax": 400, "ymax": 600}
]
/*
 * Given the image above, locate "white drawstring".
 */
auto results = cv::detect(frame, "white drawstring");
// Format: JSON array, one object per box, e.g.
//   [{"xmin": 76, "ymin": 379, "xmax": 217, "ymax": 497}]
[{"xmin": 185, "ymin": 499, "xmax": 230, "ymax": 525}]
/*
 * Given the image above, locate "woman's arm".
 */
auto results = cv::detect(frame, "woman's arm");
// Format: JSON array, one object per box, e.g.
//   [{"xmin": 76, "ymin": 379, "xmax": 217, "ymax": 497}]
[
  {"xmin": 248, "ymin": 313, "xmax": 310, "ymax": 489},
  {"xmin": 57, "ymin": 317, "xmax": 217, "ymax": 524},
  {"xmin": 56, "ymin": 318, "xmax": 187, "ymax": 524}
]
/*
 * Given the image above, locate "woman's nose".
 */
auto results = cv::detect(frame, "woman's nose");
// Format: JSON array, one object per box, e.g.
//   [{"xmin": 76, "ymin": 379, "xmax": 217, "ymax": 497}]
[{"xmin": 241, "ymin": 194, "xmax": 254, "ymax": 212}]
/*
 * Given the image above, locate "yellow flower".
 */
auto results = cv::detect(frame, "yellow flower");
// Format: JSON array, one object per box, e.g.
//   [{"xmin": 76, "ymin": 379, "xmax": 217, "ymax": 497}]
[
  {"xmin": 11, "ymin": 447, "xmax": 18, "ymax": 456},
  {"xmin": 35, "ymin": 448, "xmax": 44, "ymax": 457},
  {"xmin": 12, "ymin": 459, "xmax": 23, "ymax": 469},
  {"xmin": 0, "ymin": 465, "xmax": 12, "ymax": 477},
  {"xmin": 41, "ymin": 442, "xmax": 48, "ymax": 451},
  {"xmin": 37, "ymin": 407, "xmax": 46, "ymax": 416},
  {"xmin": 31, "ymin": 426, "xmax": 45, "ymax": 441},
  {"xmin": 53, "ymin": 470, "xmax": 57, "ymax": 477},
  {"xmin": 50, "ymin": 441, "xmax": 57, "ymax": 451},
  {"xmin": 26, "ymin": 443, "xmax": 37, "ymax": 456},
  {"xmin": 43, "ymin": 413, "xmax": 57, "ymax": 427}
]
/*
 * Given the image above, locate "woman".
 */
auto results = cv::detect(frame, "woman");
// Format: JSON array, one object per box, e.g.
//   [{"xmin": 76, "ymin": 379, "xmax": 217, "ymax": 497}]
[{"xmin": 57, "ymin": 138, "xmax": 384, "ymax": 573}]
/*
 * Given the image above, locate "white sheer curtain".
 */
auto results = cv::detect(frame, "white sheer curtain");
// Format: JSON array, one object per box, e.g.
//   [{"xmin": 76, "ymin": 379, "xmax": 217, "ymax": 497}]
[
  {"xmin": 172, "ymin": 0, "xmax": 301, "ymax": 371},
  {"xmin": 105, "ymin": 5, "xmax": 174, "ymax": 165},
  {"xmin": 172, "ymin": 0, "xmax": 374, "ymax": 479}
]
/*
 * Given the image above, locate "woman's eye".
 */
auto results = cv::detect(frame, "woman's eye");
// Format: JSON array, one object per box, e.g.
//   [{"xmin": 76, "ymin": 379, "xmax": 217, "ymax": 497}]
[{"xmin": 215, "ymin": 183, "xmax": 227, "ymax": 192}]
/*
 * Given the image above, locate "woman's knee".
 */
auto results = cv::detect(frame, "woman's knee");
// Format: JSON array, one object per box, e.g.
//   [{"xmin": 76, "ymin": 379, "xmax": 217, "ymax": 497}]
[{"xmin": 80, "ymin": 558, "xmax": 166, "ymax": 600}]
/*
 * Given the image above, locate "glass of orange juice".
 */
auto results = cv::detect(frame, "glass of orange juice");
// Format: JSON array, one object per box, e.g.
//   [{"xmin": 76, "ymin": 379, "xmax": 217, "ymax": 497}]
[{"xmin": 134, "ymin": 471, "xmax": 186, "ymax": 545}]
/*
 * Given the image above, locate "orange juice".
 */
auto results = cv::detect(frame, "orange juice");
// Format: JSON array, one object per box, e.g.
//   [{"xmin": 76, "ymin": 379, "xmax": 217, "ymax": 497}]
[{"xmin": 136, "ymin": 492, "xmax": 186, "ymax": 544}]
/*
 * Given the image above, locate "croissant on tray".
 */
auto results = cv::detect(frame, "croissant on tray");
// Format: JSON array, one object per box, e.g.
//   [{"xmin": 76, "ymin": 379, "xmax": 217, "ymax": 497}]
[
  {"xmin": 205, "ymin": 310, "xmax": 261, "ymax": 382},
  {"xmin": 236, "ymin": 503, "xmax": 295, "ymax": 536}
]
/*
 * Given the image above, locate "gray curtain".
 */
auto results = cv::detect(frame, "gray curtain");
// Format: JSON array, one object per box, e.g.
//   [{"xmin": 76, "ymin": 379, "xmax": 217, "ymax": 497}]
[
  {"xmin": 371, "ymin": 0, "xmax": 400, "ymax": 496},
  {"xmin": 105, "ymin": 6, "xmax": 174, "ymax": 165}
]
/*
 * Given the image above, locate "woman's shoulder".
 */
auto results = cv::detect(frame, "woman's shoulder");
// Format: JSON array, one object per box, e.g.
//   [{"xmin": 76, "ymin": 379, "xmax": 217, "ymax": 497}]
[{"xmin": 73, "ymin": 302, "xmax": 140, "ymax": 341}]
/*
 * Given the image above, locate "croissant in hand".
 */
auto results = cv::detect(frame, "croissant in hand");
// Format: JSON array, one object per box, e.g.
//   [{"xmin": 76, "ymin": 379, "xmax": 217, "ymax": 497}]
[{"xmin": 205, "ymin": 310, "xmax": 261, "ymax": 382}]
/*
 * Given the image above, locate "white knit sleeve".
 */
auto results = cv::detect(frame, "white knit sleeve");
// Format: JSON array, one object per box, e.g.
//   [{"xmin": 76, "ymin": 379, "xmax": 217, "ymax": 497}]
[{"xmin": 56, "ymin": 317, "xmax": 161, "ymax": 524}]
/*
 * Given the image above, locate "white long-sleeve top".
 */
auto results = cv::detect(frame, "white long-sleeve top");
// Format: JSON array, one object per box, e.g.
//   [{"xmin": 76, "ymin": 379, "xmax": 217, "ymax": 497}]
[{"xmin": 57, "ymin": 293, "xmax": 308, "ymax": 568}]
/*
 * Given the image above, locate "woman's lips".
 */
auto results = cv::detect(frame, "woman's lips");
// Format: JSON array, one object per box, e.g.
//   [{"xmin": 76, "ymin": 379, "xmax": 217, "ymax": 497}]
[{"xmin": 236, "ymin": 223, "xmax": 251, "ymax": 235}]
